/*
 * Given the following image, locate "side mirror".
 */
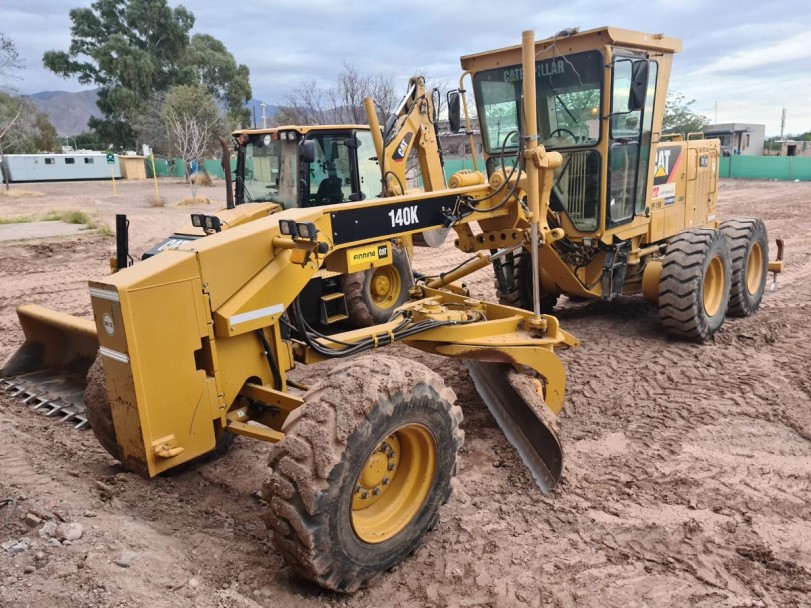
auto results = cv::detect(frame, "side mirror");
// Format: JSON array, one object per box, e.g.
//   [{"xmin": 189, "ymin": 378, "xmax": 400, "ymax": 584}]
[
  {"xmin": 628, "ymin": 60, "xmax": 649, "ymax": 112},
  {"xmin": 299, "ymin": 139, "xmax": 316, "ymax": 164},
  {"xmin": 343, "ymin": 136, "xmax": 360, "ymax": 149},
  {"xmin": 447, "ymin": 90, "xmax": 461, "ymax": 133}
]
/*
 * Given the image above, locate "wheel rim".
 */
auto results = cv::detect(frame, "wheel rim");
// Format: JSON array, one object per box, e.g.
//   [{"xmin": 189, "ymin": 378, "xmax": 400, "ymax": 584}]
[
  {"xmin": 370, "ymin": 265, "xmax": 402, "ymax": 310},
  {"xmin": 703, "ymin": 255, "xmax": 725, "ymax": 317},
  {"xmin": 351, "ymin": 424, "xmax": 436, "ymax": 544},
  {"xmin": 746, "ymin": 241, "xmax": 764, "ymax": 295}
]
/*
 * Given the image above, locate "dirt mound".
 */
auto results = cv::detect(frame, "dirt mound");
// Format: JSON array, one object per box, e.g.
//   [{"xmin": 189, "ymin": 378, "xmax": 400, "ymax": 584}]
[{"xmin": 1, "ymin": 179, "xmax": 810, "ymax": 607}]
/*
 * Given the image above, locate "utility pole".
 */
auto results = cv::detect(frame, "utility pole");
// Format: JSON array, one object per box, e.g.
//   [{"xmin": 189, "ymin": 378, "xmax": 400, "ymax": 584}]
[{"xmin": 780, "ymin": 108, "xmax": 786, "ymax": 140}]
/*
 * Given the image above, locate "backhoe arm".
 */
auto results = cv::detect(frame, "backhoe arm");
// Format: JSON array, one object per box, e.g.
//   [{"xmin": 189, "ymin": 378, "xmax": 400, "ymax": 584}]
[{"xmin": 364, "ymin": 77, "xmax": 447, "ymax": 196}]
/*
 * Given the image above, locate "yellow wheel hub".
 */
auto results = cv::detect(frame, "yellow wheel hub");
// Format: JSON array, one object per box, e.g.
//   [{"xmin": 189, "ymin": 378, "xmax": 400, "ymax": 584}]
[
  {"xmin": 746, "ymin": 241, "xmax": 764, "ymax": 295},
  {"xmin": 703, "ymin": 255, "xmax": 725, "ymax": 317},
  {"xmin": 351, "ymin": 425, "xmax": 436, "ymax": 544},
  {"xmin": 370, "ymin": 266, "xmax": 402, "ymax": 309}
]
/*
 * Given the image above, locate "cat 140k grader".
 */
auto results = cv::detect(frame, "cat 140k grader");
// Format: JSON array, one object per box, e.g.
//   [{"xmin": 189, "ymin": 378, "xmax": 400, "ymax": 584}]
[{"xmin": 1, "ymin": 27, "xmax": 782, "ymax": 592}]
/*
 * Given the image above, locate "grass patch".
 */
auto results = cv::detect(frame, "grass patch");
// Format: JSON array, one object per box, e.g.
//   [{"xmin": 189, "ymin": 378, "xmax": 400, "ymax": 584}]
[
  {"xmin": 95, "ymin": 223, "xmax": 114, "ymax": 237},
  {"xmin": 61, "ymin": 211, "xmax": 93, "ymax": 225},
  {"xmin": 0, "ymin": 189, "xmax": 46, "ymax": 198},
  {"xmin": 0, "ymin": 209, "xmax": 113, "ymax": 235},
  {"xmin": 177, "ymin": 196, "xmax": 211, "ymax": 206},
  {"xmin": 0, "ymin": 215, "xmax": 38, "ymax": 224},
  {"xmin": 146, "ymin": 193, "xmax": 166, "ymax": 207}
]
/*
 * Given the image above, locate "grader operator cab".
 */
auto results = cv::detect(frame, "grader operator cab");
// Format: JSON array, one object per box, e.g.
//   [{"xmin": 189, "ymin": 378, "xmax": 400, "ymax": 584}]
[
  {"xmin": 1, "ymin": 27, "xmax": 782, "ymax": 593},
  {"xmin": 142, "ymin": 124, "xmax": 420, "ymax": 328}
]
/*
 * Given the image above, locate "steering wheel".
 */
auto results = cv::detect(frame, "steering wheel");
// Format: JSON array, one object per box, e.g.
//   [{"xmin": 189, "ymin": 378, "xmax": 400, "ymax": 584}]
[{"xmin": 548, "ymin": 128, "xmax": 577, "ymax": 143}]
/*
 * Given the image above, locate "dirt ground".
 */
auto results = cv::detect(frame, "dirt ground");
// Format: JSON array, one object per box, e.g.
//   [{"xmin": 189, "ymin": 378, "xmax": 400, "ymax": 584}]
[{"xmin": 0, "ymin": 177, "xmax": 809, "ymax": 607}]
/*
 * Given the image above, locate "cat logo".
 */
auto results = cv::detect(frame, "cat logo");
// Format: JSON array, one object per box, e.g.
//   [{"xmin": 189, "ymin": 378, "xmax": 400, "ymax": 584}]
[
  {"xmin": 392, "ymin": 132, "xmax": 413, "ymax": 162},
  {"xmin": 653, "ymin": 146, "xmax": 681, "ymax": 186},
  {"xmin": 346, "ymin": 243, "xmax": 392, "ymax": 273},
  {"xmin": 655, "ymin": 148, "xmax": 672, "ymax": 177}
]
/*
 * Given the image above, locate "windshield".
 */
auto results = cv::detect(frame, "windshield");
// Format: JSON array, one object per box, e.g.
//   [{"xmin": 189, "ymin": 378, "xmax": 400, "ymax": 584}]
[
  {"xmin": 239, "ymin": 136, "xmax": 299, "ymax": 208},
  {"xmin": 306, "ymin": 131, "xmax": 381, "ymax": 204},
  {"xmin": 473, "ymin": 50, "xmax": 603, "ymax": 153}
]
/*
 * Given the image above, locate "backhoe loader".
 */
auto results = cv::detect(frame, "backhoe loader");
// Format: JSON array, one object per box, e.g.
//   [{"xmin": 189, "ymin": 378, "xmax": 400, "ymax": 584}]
[{"xmin": 0, "ymin": 27, "xmax": 783, "ymax": 593}]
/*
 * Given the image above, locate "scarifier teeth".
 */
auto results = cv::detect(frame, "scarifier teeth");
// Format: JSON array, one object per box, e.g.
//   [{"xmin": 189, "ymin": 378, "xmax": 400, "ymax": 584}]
[{"xmin": 1, "ymin": 375, "xmax": 89, "ymax": 430}]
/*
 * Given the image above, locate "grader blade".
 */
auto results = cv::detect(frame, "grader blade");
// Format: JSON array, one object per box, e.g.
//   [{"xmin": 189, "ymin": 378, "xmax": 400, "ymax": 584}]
[
  {"xmin": 0, "ymin": 304, "xmax": 98, "ymax": 428},
  {"xmin": 466, "ymin": 361, "xmax": 562, "ymax": 494}
]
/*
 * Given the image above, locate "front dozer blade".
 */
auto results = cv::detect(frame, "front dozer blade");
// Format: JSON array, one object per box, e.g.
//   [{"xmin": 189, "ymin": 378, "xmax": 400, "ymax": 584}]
[
  {"xmin": 466, "ymin": 361, "xmax": 562, "ymax": 494},
  {"xmin": 0, "ymin": 304, "xmax": 98, "ymax": 428}
]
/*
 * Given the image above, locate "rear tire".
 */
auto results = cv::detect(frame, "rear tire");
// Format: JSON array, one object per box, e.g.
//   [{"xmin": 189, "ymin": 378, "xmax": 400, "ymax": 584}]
[
  {"xmin": 83, "ymin": 355, "xmax": 233, "ymax": 464},
  {"xmin": 342, "ymin": 245, "xmax": 412, "ymax": 327},
  {"xmin": 659, "ymin": 228, "xmax": 731, "ymax": 341},
  {"xmin": 262, "ymin": 355, "xmax": 463, "ymax": 592},
  {"xmin": 84, "ymin": 355, "xmax": 120, "ymax": 460},
  {"xmin": 720, "ymin": 218, "xmax": 768, "ymax": 317},
  {"xmin": 494, "ymin": 250, "xmax": 558, "ymax": 313}
]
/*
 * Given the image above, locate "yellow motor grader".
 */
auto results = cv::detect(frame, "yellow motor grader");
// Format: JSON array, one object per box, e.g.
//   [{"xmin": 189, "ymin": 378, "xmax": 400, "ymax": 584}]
[{"xmin": 0, "ymin": 27, "xmax": 782, "ymax": 593}]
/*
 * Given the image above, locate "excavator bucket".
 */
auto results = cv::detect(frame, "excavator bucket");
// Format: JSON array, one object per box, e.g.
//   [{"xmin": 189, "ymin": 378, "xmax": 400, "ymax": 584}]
[
  {"xmin": 466, "ymin": 362, "xmax": 563, "ymax": 494},
  {"xmin": 0, "ymin": 304, "xmax": 98, "ymax": 428}
]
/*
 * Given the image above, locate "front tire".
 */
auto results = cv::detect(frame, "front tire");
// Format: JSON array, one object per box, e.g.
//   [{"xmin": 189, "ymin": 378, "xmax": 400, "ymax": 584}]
[
  {"xmin": 342, "ymin": 245, "xmax": 412, "ymax": 326},
  {"xmin": 720, "ymin": 218, "xmax": 768, "ymax": 317},
  {"xmin": 262, "ymin": 355, "xmax": 463, "ymax": 592},
  {"xmin": 659, "ymin": 228, "xmax": 731, "ymax": 341},
  {"xmin": 494, "ymin": 250, "xmax": 558, "ymax": 313}
]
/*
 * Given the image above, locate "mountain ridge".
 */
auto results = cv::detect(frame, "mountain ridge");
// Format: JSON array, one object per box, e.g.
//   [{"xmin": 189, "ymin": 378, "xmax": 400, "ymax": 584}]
[{"xmin": 29, "ymin": 89, "xmax": 280, "ymax": 137}]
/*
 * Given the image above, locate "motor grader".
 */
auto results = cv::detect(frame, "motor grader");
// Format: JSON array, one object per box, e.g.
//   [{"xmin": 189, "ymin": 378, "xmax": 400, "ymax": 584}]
[
  {"xmin": 0, "ymin": 26, "xmax": 782, "ymax": 593},
  {"xmin": 144, "ymin": 110, "xmax": 444, "ymax": 330},
  {"xmin": 444, "ymin": 27, "xmax": 783, "ymax": 340}
]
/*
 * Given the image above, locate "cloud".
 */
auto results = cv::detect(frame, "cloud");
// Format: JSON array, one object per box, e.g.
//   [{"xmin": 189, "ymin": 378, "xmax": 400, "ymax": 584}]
[{"xmin": 2, "ymin": 0, "xmax": 809, "ymax": 134}]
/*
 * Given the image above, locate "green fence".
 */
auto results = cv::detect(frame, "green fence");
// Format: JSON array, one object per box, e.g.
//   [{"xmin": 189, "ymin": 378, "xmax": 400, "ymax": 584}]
[
  {"xmin": 720, "ymin": 156, "xmax": 811, "ymax": 181},
  {"xmin": 146, "ymin": 158, "xmax": 235, "ymax": 179},
  {"xmin": 144, "ymin": 154, "xmax": 811, "ymax": 183}
]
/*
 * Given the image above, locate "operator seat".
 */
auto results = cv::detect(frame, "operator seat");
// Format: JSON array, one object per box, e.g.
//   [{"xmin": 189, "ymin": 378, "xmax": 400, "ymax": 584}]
[{"xmin": 316, "ymin": 174, "xmax": 343, "ymax": 205}]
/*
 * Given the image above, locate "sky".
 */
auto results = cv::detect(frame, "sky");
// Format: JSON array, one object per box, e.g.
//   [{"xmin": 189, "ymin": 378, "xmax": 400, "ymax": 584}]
[{"xmin": 2, "ymin": 0, "xmax": 810, "ymax": 136}]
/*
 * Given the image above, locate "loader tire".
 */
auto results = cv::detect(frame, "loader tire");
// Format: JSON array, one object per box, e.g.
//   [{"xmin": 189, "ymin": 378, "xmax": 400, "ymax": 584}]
[
  {"xmin": 720, "ymin": 218, "xmax": 768, "ymax": 317},
  {"xmin": 342, "ymin": 245, "xmax": 412, "ymax": 327},
  {"xmin": 495, "ymin": 250, "xmax": 558, "ymax": 313},
  {"xmin": 262, "ymin": 355, "xmax": 463, "ymax": 592},
  {"xmin": 659, "ymin": 228, "xmax": 731, "ymax": 341},
  {"xmin": 84, "ymin": 355, "xmax": 120, "ymax": 461}
]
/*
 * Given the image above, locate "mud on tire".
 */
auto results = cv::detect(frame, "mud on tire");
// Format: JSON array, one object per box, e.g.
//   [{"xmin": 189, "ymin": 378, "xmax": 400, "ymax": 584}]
[
  {"xmin": 262, "ymin": 355, "xmax": 463, "ymax": 592},
  {"xmin": 720, "ymin": 218, "xmax": 768, "ymax": 317},
  {"xmin": 84, "ymin": 355, "xmax": 121, "ymax": 460},
  {"xmin": 342, "ymin": 244, "xmax": 413, "ymax": 327},
  {"xmin": 659, "ymin": 228, "xmax": 731, "ymax": 341},
  {"xmin": 83, "ymin": 355, "xmax": 233, "ymax": 465}
]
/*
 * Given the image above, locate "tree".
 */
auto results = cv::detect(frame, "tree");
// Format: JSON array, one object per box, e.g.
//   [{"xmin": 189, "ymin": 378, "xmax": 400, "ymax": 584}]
[
  {"xmin": 43, "ymin": 0, "xmax": 251, "ymax": 149},
  {"xmin": 182, "ymin": 34, "xmax": 252, "ymax": 126},
  {"xmin": 1, "ymin": 32, "xmax": 24, "ymax": 90},
  {"xmin": 274, "ymin": 63, "xmax": 398, "ymax": 126},
  {"xmin": 161, "ymin": 85, "xmax": 223, "ymax": 198},
  {"xmin": 0, "ymin": 93, "xmax": 60, "ymax": 188},
  {"xmin": 662, "ymin": 91, "xmax": 709, "ymax": 136}
]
